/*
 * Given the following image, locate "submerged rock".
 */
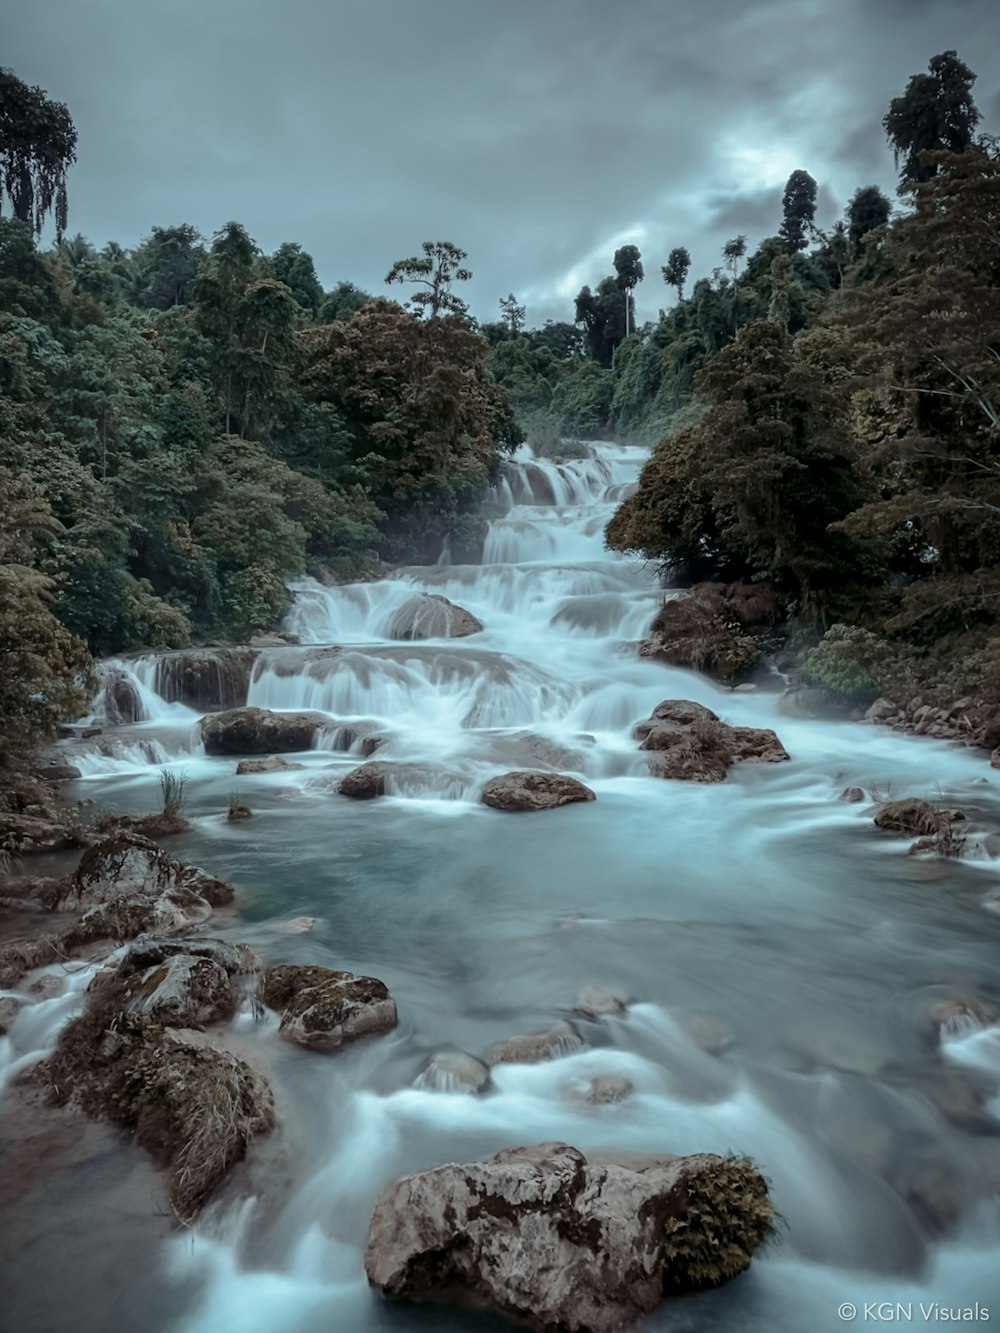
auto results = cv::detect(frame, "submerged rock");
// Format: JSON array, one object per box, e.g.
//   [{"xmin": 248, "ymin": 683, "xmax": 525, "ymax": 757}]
[
  {"xmin": 235, "ymin": 756, "xmax": 305, "ymax": 775},
  {"xmin": 414, "ymin": 1050, "xmax": 492, "ymax": 1095},
  {"xmin": 261, "ymin": 964, "xmax": 397, "ymax": 1051},
  {"xmin": 635, "ymin": 699, "xmax": 789, "ymax": 783},
  {"xmin": 201, "ymin": 707, "xmax": 325, "ymax": 756},
  {"xmin": 364, "ymin": 1143, "xmax": 773, "ymax": 1333},
  {"xmin": 480, "ymin": 771, "xmax": 596, "ymax": 812},
  {"xmin": 488, "ymin": 1022, "xmax": 587, "ymax": 1066},
  {"xmin": 574, "ymin": 986, "xmax": 628, "ymax": 1019},
  {"xmin": 388, "ymin": 593, "xmax": 483, "ymax": 641},
  {"xmin": 565, "ymin": 1074, "xmax": 635, "ymax": 1105},
  {"xmin": 840, "ymin": 786, "xmax": 866, "ymax": 803}
]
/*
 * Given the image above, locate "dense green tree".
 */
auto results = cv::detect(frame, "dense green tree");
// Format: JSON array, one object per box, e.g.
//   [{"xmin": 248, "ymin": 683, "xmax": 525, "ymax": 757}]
[
  {"xmin": 318, "ymin": 280, "xmax": 372, "ymax": 323},
  {"xmin": 846, "ymin": 186, "xmax": 892, "ymax": 252},
  {"xmin": 132, "ymin": 224, "xmax": 205, "ymax": 309},
  {"xmin": 613, "ymin": 244, "xmax": 644, "ymax": 336},
  {"xmin": 662, "ymin": 246, "xmax": 691, "ymax": 302},
  {"xmin": 385, "ymin": 241, "xmax": 472, "ymax": 319},
  {"xmin": 0, "ymin": 67, "xmax": 76, "ymax": 240},
  {"xmin": 499, "ymin": 292, "xmax": 526, "ymax": 334},
  {"xmin": 884, "ymin": 50, "xmax": 980, "ymax": 188},
  {"xmin": 270, "ymin": 241, "xmax": 323, "ymax": 312},
  {"xmin": 779, "ymin": 170, "xmax": 818, "ymax": 251}
]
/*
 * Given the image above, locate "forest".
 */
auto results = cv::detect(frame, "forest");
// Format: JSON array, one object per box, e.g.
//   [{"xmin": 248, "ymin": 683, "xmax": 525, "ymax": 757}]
[{"xmin": 1, "ymin": 49, "xmax": 999, "ymax": 758}]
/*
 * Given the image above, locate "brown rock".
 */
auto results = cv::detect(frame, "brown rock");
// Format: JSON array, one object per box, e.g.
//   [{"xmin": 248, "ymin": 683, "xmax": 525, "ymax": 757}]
[
  {"xmin": 201, "ymin": 707, "xmax": 325, "ymax": 756},
  {"xmin": 235, "ymin": 756, "xmax": 304, "ymax": 775},
  {"xmin": 638, "ymin": 584, "xmax": 776, "ymax": 683},
  {"xmin": 874, "ymin": 799, "xmax": 965, "ymax": 838},
  {"xmin": 489, "ymin": 1022, "xmax": 587, "ymax": 1065},
  {"xmin": 480, "ymin": 771, "xmax": 596, "ymax": 812},
  {"xmin": 261, "ymin": 964, "xmax": 397, "ymax": 1051},
  {"xmin": 840, "ymin": 786, "xmax": 865, "ymax": 803},
  {"xmin": 364, "ymin": 1143, "xmax": 774, "ymax": 1333},
  {"xmin": 388, "ymin": 594, "xmax": 483, "ymax": 641}
]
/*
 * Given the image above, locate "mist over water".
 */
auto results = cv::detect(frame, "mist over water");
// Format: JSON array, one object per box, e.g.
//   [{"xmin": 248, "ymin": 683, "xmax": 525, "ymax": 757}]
[{"xmin": 4, "ymin": 442, "xmax": 1000, "ymax": 1332}]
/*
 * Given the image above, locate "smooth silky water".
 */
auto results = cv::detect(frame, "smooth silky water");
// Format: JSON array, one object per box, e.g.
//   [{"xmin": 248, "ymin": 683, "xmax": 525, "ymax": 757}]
[{"xmin": 3, "ymin": 442, "xmax": 1000, "ymax": 1332}]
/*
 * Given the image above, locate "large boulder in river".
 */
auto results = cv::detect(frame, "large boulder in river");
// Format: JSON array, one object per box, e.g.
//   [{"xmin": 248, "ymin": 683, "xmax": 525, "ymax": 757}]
[
  {"xmin": 72, "ymin": 831, "xmax": 233, "ymax": 908},
  {"xmin": 151, "ymin": 648, "xmax": 259, "ymax": 711},
  {"xmin": 388, "ymin": 593, "xmax": 483, "ymax": 641},
  {"xmin": 638, "ymin": 583, "xmax": 778, "ymax": 683},
  {"xmin": 261, "ymin": 964, "xmax": 398, "ymax": 1050},
  {"xmin": 874, "ymin": 798, "xmax": 965, "ymax": 838},
  {"xmin": 43, "ymin": 948, "xmax": 274, "ymax": 1222},
  {"xmin": 481, "ymin": 771, "xmax": 596, "ymax": 812},
  {"xmin": 364, "ymin": 1143, "xmax": 774, "ymax": 1333},
  {"xmin": 201, "ymin": 706, "xmax": 325, "ymax": 755},
  {"xmin": 635, "ymin": 700, "xmax": 789, "ymax": 783}
]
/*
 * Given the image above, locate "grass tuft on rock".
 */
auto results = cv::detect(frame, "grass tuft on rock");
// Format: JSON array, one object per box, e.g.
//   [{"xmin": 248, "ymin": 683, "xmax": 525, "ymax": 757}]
[{"xmin": 661, "ymin": 1156, "xmax": 776, "ymax": 1292}]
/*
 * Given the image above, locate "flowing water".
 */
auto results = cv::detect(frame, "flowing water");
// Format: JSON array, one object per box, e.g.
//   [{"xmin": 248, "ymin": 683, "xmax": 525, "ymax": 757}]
[{"xmin": 3, "ymin": 441, "xmax": 1000, "ymax": 1332}]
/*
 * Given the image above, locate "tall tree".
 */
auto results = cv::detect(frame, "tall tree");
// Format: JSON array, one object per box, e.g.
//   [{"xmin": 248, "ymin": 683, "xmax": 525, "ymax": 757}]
[
  {"xmin": 499, "ymin": 292, "xmax": 526, "ymax": 335},
  {"xmin": 846, "ymin": 186, "xmax": 892, "ymax": 252},
  {"xmin": 0, "ymin": 68, "xmax": 76, "ymax": 241},
  {"xmin": 662, "ymin": 246, "xmax": 691, "ymax": 302},
  {"xmin": 779, "ymin": 170, "xmax": 818, "ymax": 251},
  {"xmin": 132, "ymin": 224, "xmax": 205, "ymax": 309},
  {"xmin": 884, "ymin": 50, "xmax": 980, "ymax": 188},
  {"xmin": 614, "ymin": 244, "xmax": 644, "ymax": 337},
  {"xmin": 385, "ymin": 241, "xmax": 472, "ymax": 319},
  {"xmin": 270, "ymin": 242, "xmax": 323, "ymax": 312},
  {"xmin": 722, "ymin": 235, "xmax": 747, "ymax": 282}
]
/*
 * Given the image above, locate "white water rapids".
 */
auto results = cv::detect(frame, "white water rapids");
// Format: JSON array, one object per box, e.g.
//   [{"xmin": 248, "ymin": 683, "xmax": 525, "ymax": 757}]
[{"xmin": 3, "ymin": 441, "xmax": 1000, "ymax": 1332}]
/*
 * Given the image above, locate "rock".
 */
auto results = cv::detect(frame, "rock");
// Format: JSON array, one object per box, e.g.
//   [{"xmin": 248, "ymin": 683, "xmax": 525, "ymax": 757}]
[
  {"xmin": 574, "ymin": 986, "xmax": 628, "ymax": 1019},
  {"xmin": 235, "ymin": 756, "xmax": 304, "ymax": 775},
  {"xmin": 414, "ymin": 1050, "xmax": 492, "ymax": 1095},
  {"xmin": 39, "ymin": 763, "xmax": 82, "ymax": 782},
  {"xmin": 227, "ymin": 804, "xmax": 253, "ymax": 822},
  {"xmin": 0, "ymin": 995, "xmax": 23, "ymax": 1033},
  {"xmin": 277, "ymin": 916, "xmax": 316, "ymax": 934},
  {"xmin": 489, "ymin": 1022, "xmax": 587, "ymax": 1066},
  {"xmin": 929, "ymin": 998, "xmax": 999, "ymax": 1042},
  {"xmin": 201, "ymin": 707, "xmax": 326, "ymax": 756},
  {"xmin": 992, "ymin": 745, "xmax": 1000, "ymax": 770},
  {"xmin": 338, "ymin": 762, "xmax": 391, "ymax": 799},
  {"xmin": 364, "ymin": 1143, "xmax": 774, "ymax": 1333},
  {"xmin": 840, "ymin": 786, "xmax": 865, "ymax": 803},
  {"xmin": 565, "ymin": 1075, "xmax": 635, "ymax": 1105},
  {"xmin": 72, "ymin": 832, "xmax": 233, "ymax": 909},
  {"xmin": 95, "ymin": 810, "xmax": 190, "ymax": 840},
  {"xmin": 388, "ymin": 593, "xmax": 483, "ymax": 641},
  {"xmin": 124, "ymin": 953, "xmax": 239, "ymax": 1028},
  {"xmin": 874, "ymin": 799, "xmax": 965, "ymax": 838},
  {"xmin": 480, "ymin": 771, "xmax": 596, "ymax": 812},
  {"xmin": 148, "ymin": 648, "xmax": 259, "ymax": 711},
  {"xmin": 249, "ymin": 632, "xmax": 300, "ymax": 647},
  {"xmin": 637, "ymin": 583, "xmax": 777, "ymax": 683},
  {"xmin": 43, "ymin": 957, "xmax": 275, "ymax": 1222},
  {"xmin": 100, "ymin": 668, "xmax": 144, "ymax": 725},
  {"xmin": 671, "ymin": 1011, "xmax": 735, "ymax": 1055},
  {"xmin": 725, "ymin": 726, "xmax": 790, "ymax": 763},
  {"xmin": 261, "ymin": 964, "xmax": 397, "ymax": 1051},
  {"xmin": 635, "ymin": 699, "xmax": 789, "ymax": 784},
  {"xmin": 866, "ymin": 697, "xmax": 902, "ymax": 724}
]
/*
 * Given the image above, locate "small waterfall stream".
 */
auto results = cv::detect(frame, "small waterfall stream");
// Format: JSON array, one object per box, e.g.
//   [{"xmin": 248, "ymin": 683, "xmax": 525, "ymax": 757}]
[{"xmin": 3, "ymin": 440, "xmax": 1000, "ymax": 1332}]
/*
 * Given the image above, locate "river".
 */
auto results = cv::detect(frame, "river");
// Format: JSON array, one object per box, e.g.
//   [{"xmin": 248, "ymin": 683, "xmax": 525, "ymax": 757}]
[{"xmin": 2, "ymin": 440, "xmax": 1000, "ymax": 1332}]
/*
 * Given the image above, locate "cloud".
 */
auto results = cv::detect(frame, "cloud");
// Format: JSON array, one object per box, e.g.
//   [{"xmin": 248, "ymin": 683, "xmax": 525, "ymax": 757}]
[{"xmin": 4, "ymin": 0, "xmax": 998, "ymax": 326}]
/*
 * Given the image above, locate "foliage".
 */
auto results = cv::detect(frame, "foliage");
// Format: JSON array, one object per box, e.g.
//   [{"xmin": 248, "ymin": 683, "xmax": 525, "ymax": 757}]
[
  {"xmin": 779, "ymin": 170, "xmax": 818, "ymax": 251},
  {"xmin": 884, "ymin": 50, "xmax": 980, "ymax": 187},
  {"xmin": 0, "ymin": 68, "xmax": 76, "ymax": 240},
  {"xmin": 0, "ymin": 469, "xmax": 92, "ymax": 755},
  {"xmin": 385, "ymin": 241, "xmax": 472, "ymax": 319}
]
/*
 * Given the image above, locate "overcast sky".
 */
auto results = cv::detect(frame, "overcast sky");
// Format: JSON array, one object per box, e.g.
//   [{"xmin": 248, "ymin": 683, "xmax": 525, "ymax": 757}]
[{"xmin": 5, "ymin": 0, "xmax": 999, "ymax": 325}]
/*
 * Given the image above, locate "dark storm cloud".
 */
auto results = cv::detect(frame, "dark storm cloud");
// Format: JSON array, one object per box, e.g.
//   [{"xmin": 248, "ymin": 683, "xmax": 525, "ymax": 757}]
[{"xmin": 5, "ymin": 0, "xmax": 999, "ymax": 325}]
